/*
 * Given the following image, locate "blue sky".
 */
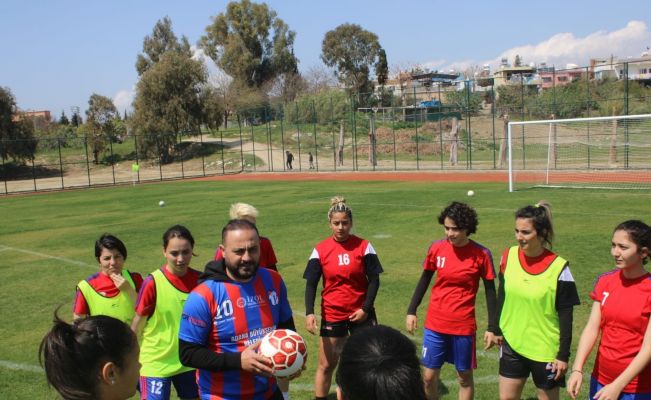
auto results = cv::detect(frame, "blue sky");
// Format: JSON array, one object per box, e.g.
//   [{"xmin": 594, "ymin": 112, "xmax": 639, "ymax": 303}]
[{"xmin": 2, "ymin": 0, "xmax": 650, "ymax": 116}]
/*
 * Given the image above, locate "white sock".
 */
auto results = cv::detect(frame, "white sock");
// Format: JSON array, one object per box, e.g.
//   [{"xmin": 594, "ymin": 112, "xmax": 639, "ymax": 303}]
[{"xmin": 282, "ymin": 391, "xmax": 290, "ymax": 400}]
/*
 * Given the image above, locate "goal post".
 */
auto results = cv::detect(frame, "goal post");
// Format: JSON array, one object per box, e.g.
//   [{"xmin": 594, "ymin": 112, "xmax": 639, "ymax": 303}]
[{"xmin": 508, "ymin": 114, "xmax": 651, "ymax": 192}]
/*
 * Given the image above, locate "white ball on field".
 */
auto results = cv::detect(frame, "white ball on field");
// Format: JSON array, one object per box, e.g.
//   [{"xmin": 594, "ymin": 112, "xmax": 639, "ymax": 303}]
[
  {"xmin": 259, "ymin": 329, "xmax": 307, "ymax": 378},
  {"xmin": 159, "ymin": 200, "xmax": 165, "ymax": 207},
  {"xmin": 467, "ymin": 190, "xmax": 475, "ymax": 197}
]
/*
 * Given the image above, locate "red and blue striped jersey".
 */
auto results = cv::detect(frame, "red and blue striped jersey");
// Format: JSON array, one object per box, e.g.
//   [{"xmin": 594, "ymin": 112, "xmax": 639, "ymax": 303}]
[{"xmin": 179, "ymin": 267, "xmax": 292, "ymax": 400}]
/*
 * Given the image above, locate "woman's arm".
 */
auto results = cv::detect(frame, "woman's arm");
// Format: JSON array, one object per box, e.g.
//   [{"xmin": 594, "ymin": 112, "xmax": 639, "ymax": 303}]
[
  {"xmin": 483, "ymin": 278, "xmax": 498, "ymax": 349},
  {"xmin": 303, "ymin": 255, "xmax": 322, "ymax": 335},
  {"xmin": 567, "ymin": 301, "xmax": 602, "ymax": 399},
  {"xmin": 405, "ymin": 270, "xmax": 434, "ymax": 334},
  {"xmin": 131, "ymin": 313, "xmax": 147, "ymax": 337}
]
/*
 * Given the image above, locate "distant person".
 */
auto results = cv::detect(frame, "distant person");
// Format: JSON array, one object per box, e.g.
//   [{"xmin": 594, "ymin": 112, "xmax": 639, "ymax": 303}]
[
  {"xmin": 304, "ymin": 196, "xmax": 384, "ymax": 400},
  {"xmin": 179, "ymin": 219, "xmax": 297, "ymax": 400},
  {"xmin": 73, "ymin": 234, "xmax": 143, "ymax": 324},
  {"xmin": 406, "ymin": 201, "xmax": 497, "ymax": 400},
  {"xmin": 567, "ymin": 220, "xmax": 651, "ymax": 400},
  {"xmin": 495, "ymin": 201, "xmax": 580, "ymax": 400},
  {"xmin": 285, "ymin": 151, "xmax": 294, "ymax": 170},
  {"xmin": 336, "ymin": 324, "xmax": 427, "ymax": 400},
  {"xmin": 308, "ymin": 152, "xmax": 315, "ymax": 169},
  {"xmin": 132, "ymin": 225, "xmax": 200, "ymax": 400},
  {"xmin": 39, "ymin": 313, "xmax": 141, "ymax": 400}
]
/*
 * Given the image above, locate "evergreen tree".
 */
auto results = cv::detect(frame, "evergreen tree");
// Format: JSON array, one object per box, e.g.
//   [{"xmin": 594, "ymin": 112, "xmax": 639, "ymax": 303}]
[{"xmin": 58, "ymin": 111, "xmax": 70, "ymax": 125}]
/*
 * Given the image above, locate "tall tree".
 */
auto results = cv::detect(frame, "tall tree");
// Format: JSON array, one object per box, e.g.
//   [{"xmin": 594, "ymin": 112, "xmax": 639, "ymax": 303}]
[
  {"xmin": 0, "ymin": 87, "xmax": 37, "ymax": 163},
  {"xmin": 85, "ymin": 94, "xmax": 119, "ymax": 164},
  {"xmin": 375, "ymin": 48, "xmax": 388, "ymax": 86},
  {"xmin": 70, "ymin": 111, "xmax": 82, "ymax": 127},
  {"xmin": 321, "ymin": 23, "xmax": 383, "ymax": 94},
  {"xmin": 58, "ymin": 111, "xmax": 70, "ymax": 125},
  {"xmin": 200, "ymin": 0, "xmax": 298, "ymax": 89},
  {"xmin": 136, "ymin": 16, "xmax": 192, "ymax": 76},
  {"xmin": 132, "ymin": 51, "xmax": 206, "ymax": 163}
]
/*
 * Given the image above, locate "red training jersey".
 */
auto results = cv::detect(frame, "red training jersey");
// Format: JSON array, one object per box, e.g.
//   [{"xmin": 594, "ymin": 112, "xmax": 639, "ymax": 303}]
[
  {"xmin": 73, "ymin": 270, "xmax": 143, "ymax": 315},
  {"xmin": 135, "ymin": 266, "xmax": 201, "ymax": 317},
  {"xmin": 424, "ymin": 239, "xmax": 495, "ymax": 335},
  {"xmin": 214, "ymin": 236, "xmax": 278, "ymax": 271},
  {"xmin": 590, "ymin": 269, "xmax": 651, "ymax": 393},
  {"xmin": 306, "ymin": 235, "xmax": 383, "ymax": 322}
]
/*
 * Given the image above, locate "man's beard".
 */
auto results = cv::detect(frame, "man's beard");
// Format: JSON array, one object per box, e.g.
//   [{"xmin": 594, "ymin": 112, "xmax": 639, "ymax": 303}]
[{"xmin": 226, "ymin": 260, "xmax": 259, "ymax": 281}]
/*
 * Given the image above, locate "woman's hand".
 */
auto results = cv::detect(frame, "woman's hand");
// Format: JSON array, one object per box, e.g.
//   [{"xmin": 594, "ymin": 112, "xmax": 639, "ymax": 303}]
[
  {"xmin": 483, "ymin": 331, "xmax": 496, "ymax": 350},
  {"xmin": 348, "ymin": 309, "xmax": 368, "ymax": 323},
  {"xmin": 405, "ymin": 314, "xmax": 418, "ymax": 335},
  {"xmin": 109, "ymin": 272, "xmax": 130, "ymax": 291},
  {"xmin": 551, "ymin": 359, "xmax": 568, "ymax": 380},
  {"xmin": 593, "ymin": 382, "xmax": 625, "ymax": 400},
  {"xmin": 566, "ymin": 370, "xmax": 583, "ymax": 399},
  {"xmin": 305, "ymin": 314, "xmax": 317, "ymax": 335}
]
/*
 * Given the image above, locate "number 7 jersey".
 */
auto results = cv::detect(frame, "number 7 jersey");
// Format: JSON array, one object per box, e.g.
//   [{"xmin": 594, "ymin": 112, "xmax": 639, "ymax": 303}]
[{"xmin": 304, "ymin": 235, "xmax": 383, "ymax": 322}]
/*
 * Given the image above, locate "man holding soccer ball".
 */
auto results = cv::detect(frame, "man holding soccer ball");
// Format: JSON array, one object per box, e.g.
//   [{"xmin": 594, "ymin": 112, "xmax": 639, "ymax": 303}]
[{"xmin": 179, "ymin": 219, "xmax": 296, "ymax": 400}]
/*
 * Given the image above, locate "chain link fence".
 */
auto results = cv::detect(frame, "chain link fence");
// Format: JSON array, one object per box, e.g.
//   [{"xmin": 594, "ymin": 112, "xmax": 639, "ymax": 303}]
[{"xmin": 3, "ymin": 62, "xmax": 651, "ymax": 194}]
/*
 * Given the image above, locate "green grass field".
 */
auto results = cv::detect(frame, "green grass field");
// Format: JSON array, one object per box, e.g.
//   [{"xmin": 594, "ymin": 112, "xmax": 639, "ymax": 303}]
[{"xmin": 1, "ymin": 178, "xmax": 650, "ymax": 399}]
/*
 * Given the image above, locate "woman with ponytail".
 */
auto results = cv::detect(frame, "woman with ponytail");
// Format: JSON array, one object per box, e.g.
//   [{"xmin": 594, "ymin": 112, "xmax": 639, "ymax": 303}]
[
  {"xmin": 39, "ymin": 313, "xmax": 140, "ymax": 400},
  {"xmin": 495, "ymin": 201, "xmax": 580, "ymax": 400},
  {"xmin": 303, "ymin": 196, "xmax": 384, "ymax": 400}
]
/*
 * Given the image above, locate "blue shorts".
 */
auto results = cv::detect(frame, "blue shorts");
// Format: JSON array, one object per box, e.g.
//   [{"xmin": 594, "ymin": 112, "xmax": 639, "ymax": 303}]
[
  {"xmin": 421, "ymin": 328, "xmax": 476, "ymax": 371},
  {"xmin": 139, "ymin": 370, "xmax": 198, "ymax": 400},
  {"xmin": 590, "ymin": 376, "xmax": 651, "ymax": 400}
]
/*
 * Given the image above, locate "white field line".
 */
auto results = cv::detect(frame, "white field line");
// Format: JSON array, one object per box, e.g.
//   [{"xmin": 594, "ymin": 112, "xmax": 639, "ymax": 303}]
[
  {"xmin": 0, "ymin": 245, "xmax": 94, "ymax": 268},
  {"xmin": 0, "ymin": 360, "xmax": 42, "ymax": 373}
]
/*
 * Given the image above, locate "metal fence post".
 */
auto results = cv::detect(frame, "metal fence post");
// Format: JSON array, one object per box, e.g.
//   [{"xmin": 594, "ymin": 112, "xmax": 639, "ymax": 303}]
[
  {"xmin": 57, "ymin": 138, "xmax": 64, "ymax": 189},
  {"xmin": 84, "ymin": 134, "xmax": 91, "ymax": 187},
  {"xmin": 312, "ymin": 100, "xmax": 318, "ymax": 171}
]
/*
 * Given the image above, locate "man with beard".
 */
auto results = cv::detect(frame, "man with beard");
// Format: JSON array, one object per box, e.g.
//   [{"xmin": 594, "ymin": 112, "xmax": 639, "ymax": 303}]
[{"xmin": 179, "ymin": 219, "xmax": 295, "ymax": 400}]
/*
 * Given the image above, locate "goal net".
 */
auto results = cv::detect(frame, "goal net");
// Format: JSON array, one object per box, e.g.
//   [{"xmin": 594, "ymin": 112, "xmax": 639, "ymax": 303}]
[{"xmin": 508, "ymin": 114, "xmax": 651, "ymax": 191}]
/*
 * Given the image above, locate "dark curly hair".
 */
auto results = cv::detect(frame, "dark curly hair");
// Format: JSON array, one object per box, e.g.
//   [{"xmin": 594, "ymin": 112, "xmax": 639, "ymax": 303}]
[{"xmin": 437, "ymin": 201, "xmax": 478, "ymax": 236}]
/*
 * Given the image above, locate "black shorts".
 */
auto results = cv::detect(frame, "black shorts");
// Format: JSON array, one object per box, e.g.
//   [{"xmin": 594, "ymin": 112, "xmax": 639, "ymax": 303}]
[
  {"xmin": 320, "ymin": 309, "xmax": 377, "ymax": 338},
  {"xmin": 499, "ymin": 338, "xmax": 565, "ymax": 390},
  {"xmin": 268, "ymin": 387, "xmax": 284, "ymax": 399}
]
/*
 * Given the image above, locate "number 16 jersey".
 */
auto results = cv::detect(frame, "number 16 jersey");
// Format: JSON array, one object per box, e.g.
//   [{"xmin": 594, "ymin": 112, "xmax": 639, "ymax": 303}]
[{"xmin": 304, "ymin": 235, "xmax": 383, "ymax": 322}]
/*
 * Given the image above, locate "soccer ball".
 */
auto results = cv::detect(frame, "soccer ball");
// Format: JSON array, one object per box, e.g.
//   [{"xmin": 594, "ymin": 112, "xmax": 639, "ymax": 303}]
[
  {"xmin": 259, "ymin": 329, "xmax": 307, "ymax": 378},
  {"xmin": 158, "ymin": 200, "xmax": 165, "ymax": 207}
]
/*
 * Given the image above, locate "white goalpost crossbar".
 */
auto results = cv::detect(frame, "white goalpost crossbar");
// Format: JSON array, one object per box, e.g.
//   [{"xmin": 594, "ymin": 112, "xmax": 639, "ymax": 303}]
[{"xmin": 508, "ymin": 114, "xmax": 651, "ymax": 192}]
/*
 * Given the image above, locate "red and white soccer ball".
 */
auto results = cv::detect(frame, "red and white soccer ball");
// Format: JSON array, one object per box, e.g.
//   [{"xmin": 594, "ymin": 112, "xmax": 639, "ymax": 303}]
[{"xmin": 259, "ymin": 329, "xmax": 307, "ymax": 377}]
